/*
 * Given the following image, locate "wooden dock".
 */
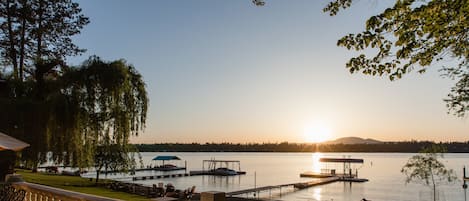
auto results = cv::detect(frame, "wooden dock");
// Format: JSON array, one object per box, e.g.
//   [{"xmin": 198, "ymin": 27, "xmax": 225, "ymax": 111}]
[
  {"xmin": 227, "ymin": 176, "xmax": 368, "ymax": 198},
  {"xmin": 100, "ymin": 167, "xmax": 186, "ymax": 174},
  {"xmin": 300, "ymin": 171, "xmax": 357, "ymax": 178},
  {"xmin": 132, "ymin": 173, "xmax": 190, "ymax": 181},
  {"xmin": 226, "ymin": 177, "xmax": 339, "ymax": 197},
  {"xmin": 189, "ymin": 170, "xmax": 246, "ymax": 176}
]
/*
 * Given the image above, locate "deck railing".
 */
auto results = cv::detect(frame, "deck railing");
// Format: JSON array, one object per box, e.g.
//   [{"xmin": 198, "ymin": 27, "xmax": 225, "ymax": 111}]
[{"xmin": 11, "ymin": 181, "xmax": 122, "ymax": 201}]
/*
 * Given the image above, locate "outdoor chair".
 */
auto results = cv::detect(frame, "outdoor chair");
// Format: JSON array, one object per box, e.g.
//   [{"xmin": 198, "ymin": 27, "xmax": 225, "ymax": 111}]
[
  {"xmin": 0, "ymin": 184, "xmax": 26, "ymax": 201},
  {"xmin": 183, "ymin": 186, "xmax": 196, "ymax": 200}
]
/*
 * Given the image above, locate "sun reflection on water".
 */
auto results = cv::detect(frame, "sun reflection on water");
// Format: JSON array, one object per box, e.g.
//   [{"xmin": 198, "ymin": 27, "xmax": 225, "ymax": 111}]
[
  {"xmin": 312, "ymin": 152, "xmax": 324, "ymax": 173},
  {"xmin": 312, "ymin": 187, "xmax": 322, "ymax": 201}
]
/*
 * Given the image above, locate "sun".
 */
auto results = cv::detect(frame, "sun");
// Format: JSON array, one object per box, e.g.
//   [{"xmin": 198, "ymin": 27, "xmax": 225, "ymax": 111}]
[{"xmin": 303, "ymin": 121, "xmax": 332, "ymax": 143}]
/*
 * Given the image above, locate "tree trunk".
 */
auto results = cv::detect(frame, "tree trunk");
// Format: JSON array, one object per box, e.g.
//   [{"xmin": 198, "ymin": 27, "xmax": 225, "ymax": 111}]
[
  {"xmin": 36, "ymin": 0, "xmax": 43, "ymax": 59},
  {"xmin": 95, "ymin": 167, "xmax": 101, "ymax": 185},
  {"xmin": 19, "ymin": 16, "xmax": 27, "ymax": 81},
  {"xmin": 430, "ymin": 167, "xmax": 436, "ymax": 201},
  {"xmin": 433, "ymin": 184, "xmax": 436, "ymax": 201},
  {"xmin": 6, "ymin": 0, "xmax": 18, "ymax": 80},
  {"xmin": 32, "ymin": 163, "xmax": 38, "ymax": 173}
]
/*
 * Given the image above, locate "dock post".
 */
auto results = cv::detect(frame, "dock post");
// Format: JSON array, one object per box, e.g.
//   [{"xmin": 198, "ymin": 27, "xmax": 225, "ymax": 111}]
[
  {"xmin": 254, "ymin": 171, "xmax": 257, "ymax": 199},
  {"xmin": 464, "ymin": 166, "xmax": 467, "ymax": 201}
]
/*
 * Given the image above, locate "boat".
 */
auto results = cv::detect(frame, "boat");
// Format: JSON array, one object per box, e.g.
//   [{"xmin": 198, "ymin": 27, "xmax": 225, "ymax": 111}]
[
  {"xmin": 152, "ymin": 156, "xmax": 186, "ymax": 171},
  {"xmin": 211, "ymin": 167, "xmax": 238, "ymax": 176}
]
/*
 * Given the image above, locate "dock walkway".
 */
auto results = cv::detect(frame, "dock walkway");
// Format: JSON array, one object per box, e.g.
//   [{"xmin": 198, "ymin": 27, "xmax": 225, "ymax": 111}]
[
  {"xmin": 132, "ymin": 173, "xmax": 190, "ymax": 181},
  {"xmin": 226, "ymin": 177, "xmax": 339, "ymax": 197}
]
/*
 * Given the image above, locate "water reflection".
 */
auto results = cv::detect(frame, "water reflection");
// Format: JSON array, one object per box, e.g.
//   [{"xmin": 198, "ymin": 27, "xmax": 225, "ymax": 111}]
[
  {"xmin": 312, "ymin": 187, "xmax": 322, "ymax": 201},
  {"xmin": 85, "ymin": 152, "xmax": 469, "ymax": 201},
  {"xmin": 312, "ymin": 152, "xmax": 324, "ymax": 173},
  {"xmin": 201, "ymin": 175, "xmax": 241, "ymax": 188}
]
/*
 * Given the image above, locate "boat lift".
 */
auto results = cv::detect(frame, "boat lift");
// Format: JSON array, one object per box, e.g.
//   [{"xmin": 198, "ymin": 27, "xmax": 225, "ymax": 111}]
[
  {"xmin": 202, "ymin": 159, "xmax": 242, "ymax": 172},
  {"xmin": 301, "ymin": 157, "xmax": 364, "ymax": 178}
]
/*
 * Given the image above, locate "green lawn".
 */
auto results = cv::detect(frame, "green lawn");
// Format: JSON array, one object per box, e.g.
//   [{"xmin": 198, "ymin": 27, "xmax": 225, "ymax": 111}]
[{"xmin": 16, "ymin": 169, "xmax": 151, "ymax": 201}]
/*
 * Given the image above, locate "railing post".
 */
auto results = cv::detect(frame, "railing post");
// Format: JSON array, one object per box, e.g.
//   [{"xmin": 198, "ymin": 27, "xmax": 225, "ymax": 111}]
[{"xmin": 9, "ymin": 178, "xmax": 123, "ymax": 201}]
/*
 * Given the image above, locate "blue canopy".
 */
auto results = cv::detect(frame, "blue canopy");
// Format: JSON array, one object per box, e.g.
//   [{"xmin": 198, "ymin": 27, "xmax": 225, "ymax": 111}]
[{"xmin": 153, "ymin": 156, "xmax": 181, "ymax": 161}]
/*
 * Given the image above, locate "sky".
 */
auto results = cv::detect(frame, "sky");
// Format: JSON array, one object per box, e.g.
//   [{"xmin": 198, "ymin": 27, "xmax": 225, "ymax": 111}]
[{"xmin": 69, "ymin": 0, "xmax": 468, "ymax": 143}]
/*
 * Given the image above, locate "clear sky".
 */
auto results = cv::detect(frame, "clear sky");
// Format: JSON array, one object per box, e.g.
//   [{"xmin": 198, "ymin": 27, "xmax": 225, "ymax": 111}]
[{"xmin": 70, "ymin": 0, "xmax": 468, "ymax": 143}]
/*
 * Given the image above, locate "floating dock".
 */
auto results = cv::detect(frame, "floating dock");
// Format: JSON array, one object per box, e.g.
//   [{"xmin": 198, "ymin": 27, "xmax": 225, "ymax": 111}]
[
  {"xmin": 300, "ymin": 171, "xmax": 362, "ymax": 179},
  {"xmin": 189, "ymin": 170, "xmax": 246, "ymax": 176},
  {"xmin": 132, "ymin": 173, "xmax": 190, "ymax": 181},
  {"xmin": 97, "ymin": 167, "xmax": 186, "ymax": 174},
  {"xmin": 190, "ymin": 159, "xmax": 246, "ymax": 176},
  {"xmin": 301, "ymin": 157, "xmax": 366, "ymax": 179}
]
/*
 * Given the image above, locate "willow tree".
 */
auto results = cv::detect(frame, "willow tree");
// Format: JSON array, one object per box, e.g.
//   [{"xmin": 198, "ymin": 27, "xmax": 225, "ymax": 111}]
[
  {"xmin": 46, "ymin": 57, "xmax": 148, "ymax": 168},
  {"xmin": 0, "ymin": 0, "xmax": 148, "ymax": 170},
  {"xmin": 323, "ymin": 0, "xmax": 469, "ymax": 116},
  {"xmin": 0, "ymin": 57, "xmax": 148, "ymax": 169}
]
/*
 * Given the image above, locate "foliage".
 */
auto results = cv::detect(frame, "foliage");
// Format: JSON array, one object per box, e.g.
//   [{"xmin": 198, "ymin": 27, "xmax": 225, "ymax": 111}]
[
  {"xmin": 0, "ymin": 57, "xmax": 148, "ymax": 169},
  {"xmin": 401, "ymin": 145, "xmax": 457, "ymax": 201},
  {"xmin": 94, "ymin": 143, "xmax": 141, "ymax": 184},
  {"xmin": 0, "ymin": 0, "xmax": 147, "ymax": 173},
  {"xmin": 0, "ymin": 0, "xmax": 89, "ymax": 81},
  {"xmin": 324, "ymin": 0, "xmax": 469, "ymax": 116},
  {"xmin": 252, "ymin": 0, "xmax": 265, "ymax": 6}
]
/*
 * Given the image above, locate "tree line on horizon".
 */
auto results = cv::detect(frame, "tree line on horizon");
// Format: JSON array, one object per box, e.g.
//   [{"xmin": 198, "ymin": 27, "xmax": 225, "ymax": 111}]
[{"xmin": 135, "ymin": 141, "xmax": 469, "ymax": 153}]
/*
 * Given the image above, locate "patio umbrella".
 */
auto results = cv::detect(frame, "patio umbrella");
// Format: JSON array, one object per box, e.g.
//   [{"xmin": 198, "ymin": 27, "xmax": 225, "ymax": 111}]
[{"xmin": 0, "ymin": 132, "xmax": 30, "ymax": 151}]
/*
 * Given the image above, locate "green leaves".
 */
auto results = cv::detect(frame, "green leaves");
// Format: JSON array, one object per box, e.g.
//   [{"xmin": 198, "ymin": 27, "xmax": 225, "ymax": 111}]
[
  {"xmin": 401, "ymin": 145, "xmax": 457, "ymax": 199},
  {"xmin": 0, "ymin": 57, "xmax": 148, "ymax": 169},
  {"xmin": 323, "ymin": 0, "xmax": 352, "ymax": 16},
  {"xmin": 0, "ymin": 0, "xmax": 89, "ymax": 81},
  {"xmin": 326, "ymin": 0, "xmax": 469, "ymax": 116}
]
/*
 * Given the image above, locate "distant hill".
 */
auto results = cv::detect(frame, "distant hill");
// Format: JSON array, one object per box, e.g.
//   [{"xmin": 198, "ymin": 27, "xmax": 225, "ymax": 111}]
[{"xmin": 323, "ymin": 137, "xmax": 383, "ymax": 144}]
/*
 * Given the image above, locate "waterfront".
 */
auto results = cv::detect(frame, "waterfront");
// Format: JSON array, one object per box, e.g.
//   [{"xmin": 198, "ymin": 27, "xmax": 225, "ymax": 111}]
[{"xmin": 82, "ymin": 152, "xmax": 468, "ymax": 201}]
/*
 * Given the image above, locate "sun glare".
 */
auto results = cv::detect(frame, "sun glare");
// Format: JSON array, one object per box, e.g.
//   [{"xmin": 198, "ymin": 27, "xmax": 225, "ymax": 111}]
[
  {"xmin": 303, "ymin": 121, "xmax": 332, "ymax": 143},
  {"xmin": 311, "ymin": 152, "xmax": 324, "ymax": 173}
]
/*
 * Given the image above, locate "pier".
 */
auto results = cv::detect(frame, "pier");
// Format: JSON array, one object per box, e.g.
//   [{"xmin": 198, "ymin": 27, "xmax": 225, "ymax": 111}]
[
  {"xmin": 132, "ymin": 173, "xmax": 191, "ymax": 181},
  {"xmin": 189, "ymin": 170, "xmax": 246, "ymax": 176},
  {"xmin": 99, "ymin": 167, "xmax": 186, "ymax": 174},
  {"xmin": 227, "ymin": 177, "xmax": 339, "ymax": 197},
  {"xmin": 227, "ymin": 176, "xmax": 368, "ymax": 198}
]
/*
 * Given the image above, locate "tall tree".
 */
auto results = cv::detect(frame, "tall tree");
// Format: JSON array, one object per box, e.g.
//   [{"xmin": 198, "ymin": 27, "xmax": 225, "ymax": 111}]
[
  {"xmin": 0, "ymin": 0, "xmax": 89, "ymax": 81},
  {"xmin": 0, "ymin": 57, "xmax": 148, "ymax": 169},
  {"xmin": 323, "ymin": 0, "xmax": 469, "ymax": 116},
  {"xmin": 0, "ymin": 0, "xmax": 148, "ymax": 171}
]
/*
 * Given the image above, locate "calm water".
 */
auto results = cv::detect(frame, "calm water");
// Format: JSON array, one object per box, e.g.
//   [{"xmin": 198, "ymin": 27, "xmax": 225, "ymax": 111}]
[{"xmin": 84, "ymin": 152, "xmax": 469, "ymax": 201}]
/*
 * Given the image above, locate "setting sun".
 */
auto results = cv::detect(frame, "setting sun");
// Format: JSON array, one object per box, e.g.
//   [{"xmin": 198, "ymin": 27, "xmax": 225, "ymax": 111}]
[{"xmin": 303, "ymin": 121, "xmax": 333, "ymax": 143}]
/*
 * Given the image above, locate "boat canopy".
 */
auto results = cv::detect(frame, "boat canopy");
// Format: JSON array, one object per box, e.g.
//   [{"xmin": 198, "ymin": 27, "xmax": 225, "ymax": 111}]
[
  {"xmin": 153, "ymin": 156, "xmax": 181, "ymax": 161},
  {"xmin": 319, "ymin": 158, "xmax": 364, "ymax": 163}
]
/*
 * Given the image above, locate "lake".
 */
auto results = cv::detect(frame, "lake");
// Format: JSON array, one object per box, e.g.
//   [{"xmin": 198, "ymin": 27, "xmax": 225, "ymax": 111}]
[{"xmin": 85, "ymin": 152, "xmax": 469, "ymax": 201}]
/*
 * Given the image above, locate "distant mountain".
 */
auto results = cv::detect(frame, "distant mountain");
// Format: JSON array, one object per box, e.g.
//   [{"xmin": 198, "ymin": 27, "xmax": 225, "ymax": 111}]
[{"xmin": 323, "ymin": 137, "xmax": 383, "ymax": 144}]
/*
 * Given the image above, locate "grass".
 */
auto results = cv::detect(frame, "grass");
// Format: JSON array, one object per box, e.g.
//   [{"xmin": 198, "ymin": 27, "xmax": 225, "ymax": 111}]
[{"xmin": 16, "ymin": 169, "xmax": 151, "ymax": 201}]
